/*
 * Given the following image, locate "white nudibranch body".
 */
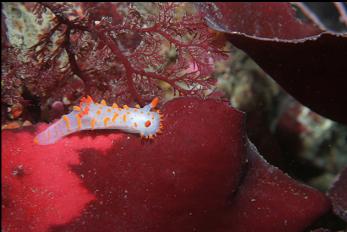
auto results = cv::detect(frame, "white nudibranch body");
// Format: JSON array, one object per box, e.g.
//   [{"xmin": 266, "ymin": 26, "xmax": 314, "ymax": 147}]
[{"xmin": 34, "ymin": 96, "xmax": 163, "ymax": 145}]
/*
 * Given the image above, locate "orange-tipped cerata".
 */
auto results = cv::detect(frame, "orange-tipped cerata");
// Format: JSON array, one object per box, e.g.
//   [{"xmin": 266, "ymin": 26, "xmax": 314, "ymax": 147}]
[{"xmin": 150, "ymin": 97, "xmax": 159, "ymax": 108}]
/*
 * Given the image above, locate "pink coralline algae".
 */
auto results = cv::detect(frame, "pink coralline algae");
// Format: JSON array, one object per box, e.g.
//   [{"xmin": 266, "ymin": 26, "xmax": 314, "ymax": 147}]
[
  {"xmin": 2, "ymin": 98, "xmax": 330, "ymax": 232},
  {"xmin": 1, "ymin": 2, "xmax": 227, "ymax": 124}
]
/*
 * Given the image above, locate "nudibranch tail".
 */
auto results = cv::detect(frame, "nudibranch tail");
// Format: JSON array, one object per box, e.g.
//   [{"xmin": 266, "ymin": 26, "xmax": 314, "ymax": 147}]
[{"xmin": 34, "ymin": 96, "xmax": 163, "ymax": 145}]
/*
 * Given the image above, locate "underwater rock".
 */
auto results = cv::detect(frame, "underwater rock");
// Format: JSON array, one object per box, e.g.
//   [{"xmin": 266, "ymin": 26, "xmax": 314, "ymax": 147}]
[
  {"xmin": 328, "ymin": 166, "xmax": 347, "ymax": 222},
  {"xmin": 311, "ymin": 229, "xmax": 332, "ymax": 232},
  {"xmin": 2, "ymin": 97, "xmax": 330, "ymax": 231}
]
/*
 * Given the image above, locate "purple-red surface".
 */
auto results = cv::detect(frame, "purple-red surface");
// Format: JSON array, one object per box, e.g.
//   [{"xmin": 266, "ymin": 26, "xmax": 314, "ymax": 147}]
[
  {"xmin": 197, "ymin": 2, "xmax": 347, "ymax": 124},
  {"xmin": 2, "ymin": 98, "xmax": 330, "ymax": 231}
]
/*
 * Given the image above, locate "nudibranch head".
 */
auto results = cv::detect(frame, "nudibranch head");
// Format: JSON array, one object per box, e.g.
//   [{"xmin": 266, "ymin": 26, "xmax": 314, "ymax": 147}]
[
  {"xmin": 133, "ymin": 110, "xmax": 162, "ymax": 139},
  {"xmin": 134, "ymin": 97, "xmax": 163, "ymax": 139}
]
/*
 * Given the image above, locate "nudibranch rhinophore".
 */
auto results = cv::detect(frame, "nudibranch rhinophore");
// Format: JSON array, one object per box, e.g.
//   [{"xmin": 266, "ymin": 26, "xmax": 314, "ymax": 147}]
[{"xmin": 34, "ymin": 96, "xmax": 164, "ymax": 145}]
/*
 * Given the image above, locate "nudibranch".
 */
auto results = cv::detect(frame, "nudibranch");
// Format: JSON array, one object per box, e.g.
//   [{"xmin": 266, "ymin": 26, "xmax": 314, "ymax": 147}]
[{"xmin": 34, "ymin": 96, "xmax": 164, "ymax": 145}]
